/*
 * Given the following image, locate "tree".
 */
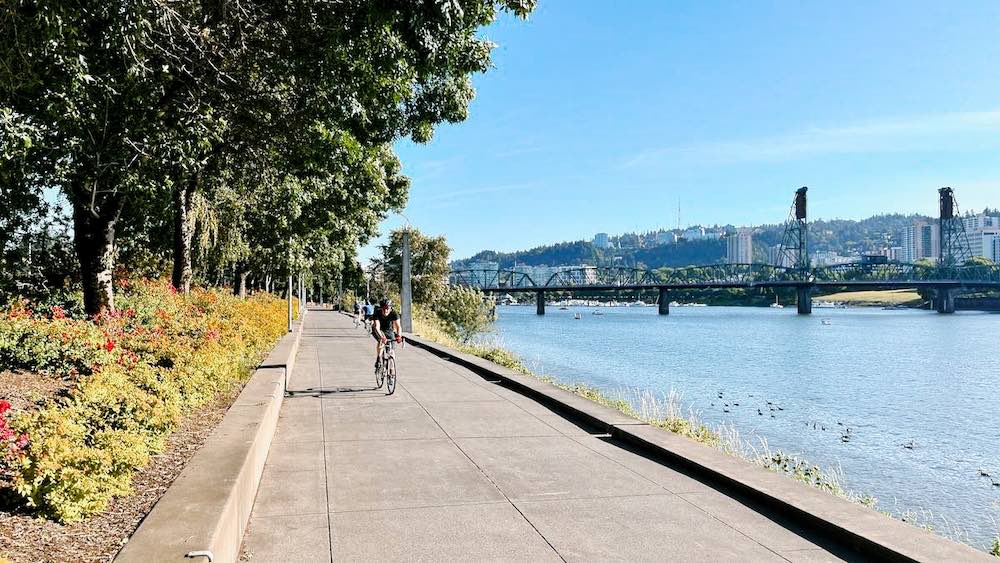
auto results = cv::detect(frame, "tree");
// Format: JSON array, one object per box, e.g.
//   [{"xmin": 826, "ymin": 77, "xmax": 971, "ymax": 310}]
[
  {"xmin": 376, "ymin": 228, "xmax": 451, "ymax": 305},
  {"xmin": 434, "ymin": 286, "xmax": 494, "ymax": 342},
  {"xmin": 2, "ymin": 0, "xmax": 536, "ymax": 314},
  {"xmin": 964, "ymin": 256, "xmax": 995, "ymax": 267}
]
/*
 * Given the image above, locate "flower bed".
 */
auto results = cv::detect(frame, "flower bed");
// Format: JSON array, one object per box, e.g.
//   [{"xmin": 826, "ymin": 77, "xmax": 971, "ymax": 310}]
[{"xmin": 0, "ymin": 282, "xmax": 290, "ymax": 523}]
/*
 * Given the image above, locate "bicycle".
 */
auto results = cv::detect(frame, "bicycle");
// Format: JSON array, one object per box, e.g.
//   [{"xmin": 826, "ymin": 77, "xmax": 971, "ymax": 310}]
[{"xmin": 375, "ymin": 338, "xmax": 400, "ymax": 395}]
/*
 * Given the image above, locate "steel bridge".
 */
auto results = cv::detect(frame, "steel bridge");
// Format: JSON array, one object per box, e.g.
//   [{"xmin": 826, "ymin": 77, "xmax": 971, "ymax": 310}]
[
  {"xmin": 448, "ymin": 263, "xmax": 1000, "ymax": 314},
  {"xmin": 448, "ymin": 187, "xmax": 1000, "ymax": 315}
]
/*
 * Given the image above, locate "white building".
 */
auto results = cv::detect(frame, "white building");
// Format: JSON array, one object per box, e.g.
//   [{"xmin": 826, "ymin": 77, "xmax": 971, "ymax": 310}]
[
  {"xmin": 726, "ymin": 229, "xmax": 753, "ymax": 264},
  {"xmin": 979, "ymin": 230, "xmax": 1000, "ymax": 262},
  {"xmin": 901, "ymin": 222, "xmax": 939, "ymax": 263},
  {"xmin": 767, "ymin": 244, "xmax": 796, "ymax": 268},
  {"xmin": 958, "ymin": 213, "xmax": 1000, "ymax": 259},
  {"xmin": 683, "ymin": 227, "xmax": 706, "ymax": 241},
  {"xmin": 655, "ymin": 231, "xmax": 678, "ymax": 244},
  {"xmin": 811, "ymin": 251, "xmax": 856, "ymax": 267},
  {"xmin": 593, "ymin": 233, "xmax": 611, "ymax": 249}
]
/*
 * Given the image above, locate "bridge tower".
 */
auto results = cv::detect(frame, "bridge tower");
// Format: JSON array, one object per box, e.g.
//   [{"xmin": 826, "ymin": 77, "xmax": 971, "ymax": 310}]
[
  {"xmin": 777, "ymin": 187, "xmax": 812, "ymax": 314},
  {"xmin": 938, "ymin": 187, "xmax": 973, "ymax": 268},
  {"xmin": 936, "ymin": 187, "xmax": 973, "ymax": 313},
  {"xmin": 777, "ymin": 187, "xmax": 809, "ymax": 272}
]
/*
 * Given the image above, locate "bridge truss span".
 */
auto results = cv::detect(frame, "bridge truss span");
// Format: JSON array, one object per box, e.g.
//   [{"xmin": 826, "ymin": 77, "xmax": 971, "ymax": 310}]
[
  {"xmin": 658, "ymin": 263, "xmax": 800, "ymax": 285},
  {"xmin": 448, "ymin": 269, "xmax": 537, "ymax": 289},
  {"xmin": 542, "ymin": 266, "xmax": 657, "ymax": 288}
]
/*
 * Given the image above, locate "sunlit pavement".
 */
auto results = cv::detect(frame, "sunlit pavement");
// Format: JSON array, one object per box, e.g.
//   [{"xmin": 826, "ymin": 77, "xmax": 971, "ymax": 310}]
[{"xmin": 241, "ymin": 309, "xmax": 852, "ymax": 562}]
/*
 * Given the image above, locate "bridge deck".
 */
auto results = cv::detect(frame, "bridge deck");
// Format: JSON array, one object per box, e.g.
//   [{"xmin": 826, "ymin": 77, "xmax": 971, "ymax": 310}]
[{"xmin": 241, "ymin": 310, "xmax": 855, "ymax": 561}]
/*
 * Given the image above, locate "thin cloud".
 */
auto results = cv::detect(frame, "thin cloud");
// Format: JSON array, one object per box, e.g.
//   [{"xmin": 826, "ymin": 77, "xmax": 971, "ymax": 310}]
[
  {"xmin": 413, "ymin": 182, "xmax": 540, "ymax": 205},
  {"xmin": 624, "ymin": 110, "xmax": 1000, "ymax": 167}
]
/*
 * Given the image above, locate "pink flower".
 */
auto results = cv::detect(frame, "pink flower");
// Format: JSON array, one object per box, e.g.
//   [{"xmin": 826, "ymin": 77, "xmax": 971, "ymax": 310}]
[
  {"xmin": 51, "ymin": 306, "xmax": 66, "ymax": 319},
  {"xmin": 15, "ymin": 434, "xmax": 28, "ymax": 449}
]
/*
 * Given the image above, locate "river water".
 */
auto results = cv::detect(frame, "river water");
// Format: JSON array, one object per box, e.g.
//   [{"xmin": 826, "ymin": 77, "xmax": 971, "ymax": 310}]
[{"xmin": 490, "ymin": 304, "xmax": 1000, "ymax": 549}]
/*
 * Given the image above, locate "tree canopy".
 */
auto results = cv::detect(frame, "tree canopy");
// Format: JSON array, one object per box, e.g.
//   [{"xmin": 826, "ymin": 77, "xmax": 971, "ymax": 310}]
[{"xmin": 1, "ymin": 0, "xmax": 536, "ymax": 313}]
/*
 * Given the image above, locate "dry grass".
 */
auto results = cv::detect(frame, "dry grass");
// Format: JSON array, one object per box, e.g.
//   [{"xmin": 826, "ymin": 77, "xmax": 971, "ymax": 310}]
[{"xmin": 820, "ymin": 289, "xmax": 923, "ymax": 306}]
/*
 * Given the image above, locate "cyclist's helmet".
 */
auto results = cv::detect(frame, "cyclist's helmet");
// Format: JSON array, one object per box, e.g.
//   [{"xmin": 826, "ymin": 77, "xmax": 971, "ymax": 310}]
[{"xmin": 379, "ymin": 298, "xmax": 392, "ymax": 308}]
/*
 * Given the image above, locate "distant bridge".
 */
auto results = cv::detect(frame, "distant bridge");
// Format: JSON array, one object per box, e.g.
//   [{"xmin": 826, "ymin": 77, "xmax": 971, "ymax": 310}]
[{"xmin": 448, "ymin": 263, "xmax": 1000, "ymax": 315}]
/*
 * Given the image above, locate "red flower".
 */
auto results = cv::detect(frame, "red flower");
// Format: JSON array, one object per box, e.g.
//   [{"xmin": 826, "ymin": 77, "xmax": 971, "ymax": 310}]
[
  {"xmin": 0, "ymin": 400, "xmax": 9, "ymax": 416},
  {"xmin": 104, "ymin": 339, "xmax": 116, "ymax": 352}
]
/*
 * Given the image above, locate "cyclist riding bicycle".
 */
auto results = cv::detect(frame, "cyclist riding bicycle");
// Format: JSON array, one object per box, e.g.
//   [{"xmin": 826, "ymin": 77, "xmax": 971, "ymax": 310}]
[{"xmin": 370, "ymin": 298, "xmax": 402, "ymax": 370}]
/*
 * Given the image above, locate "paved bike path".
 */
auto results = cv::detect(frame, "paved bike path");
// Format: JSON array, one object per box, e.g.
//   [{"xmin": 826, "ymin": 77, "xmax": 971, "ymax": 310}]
[{"xmin": 241, "ymin": 310, "xmax": 850, "ymax": 562}]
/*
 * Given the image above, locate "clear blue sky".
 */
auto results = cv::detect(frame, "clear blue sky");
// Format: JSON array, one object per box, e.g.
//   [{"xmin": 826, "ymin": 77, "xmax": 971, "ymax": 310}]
[{"xmin": 362, "ymin": 0, "xmax": 1000, "ymax": 262}]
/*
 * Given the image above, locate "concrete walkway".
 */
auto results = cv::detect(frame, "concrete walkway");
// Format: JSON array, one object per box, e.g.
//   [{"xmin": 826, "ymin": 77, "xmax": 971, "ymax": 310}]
[{"xmin": 241, "ymin": 310, "xmax": 853, "ymax": 562}]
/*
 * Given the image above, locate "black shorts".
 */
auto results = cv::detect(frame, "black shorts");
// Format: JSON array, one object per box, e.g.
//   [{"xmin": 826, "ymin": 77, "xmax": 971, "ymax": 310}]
[{"xmin": 373, "ymin": 329, "xmax": 396, "ymax": 342}]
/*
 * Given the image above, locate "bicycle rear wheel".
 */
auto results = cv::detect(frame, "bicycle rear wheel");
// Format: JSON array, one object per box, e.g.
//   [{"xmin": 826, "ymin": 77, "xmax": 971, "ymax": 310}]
[{"xmin": 385, "ymin": 357, "xmax": 396, "ymax": 395}]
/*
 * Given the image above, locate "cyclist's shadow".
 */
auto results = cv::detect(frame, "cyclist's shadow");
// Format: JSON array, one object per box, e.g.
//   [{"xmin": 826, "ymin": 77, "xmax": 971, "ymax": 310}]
[{"xmin": 285, "ymin": 386, "xmax": 381, "ymax": 397}]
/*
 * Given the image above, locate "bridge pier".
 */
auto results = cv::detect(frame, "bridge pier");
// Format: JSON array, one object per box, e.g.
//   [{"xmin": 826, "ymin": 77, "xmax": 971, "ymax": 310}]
[
  {"xmin": 536, "ymin": 290, "xmax": 545, "ymax": 315},
  {"xmin": 658, "ymin": 287, "xmax": 669, "ymax": 315},
  {"xmin": 935, "ymin": 288, "xmax": 956, "ymax": 314},
  {"xmin": 796, "ymin": 286, "xmax": 812, "ymax": 315}
]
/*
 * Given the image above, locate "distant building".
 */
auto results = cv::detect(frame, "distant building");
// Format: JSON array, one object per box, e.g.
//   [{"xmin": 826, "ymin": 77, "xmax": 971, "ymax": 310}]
[
  {"xmin": 959, "ymin": 213, "xmax": 1000, "ymax": 259},
  {"xmin": 811, "ymin": 251, "xmax": 856, "ymax": 267},
  {"xmin": 726, "ymin": 229, "xmax": 753, "ymax": 264},
  {"xmin": 593, "ymin": 233, "xmax": 611, "ymax": 249},
  {"xmin": 901, "ymin": 221, "xmax": 939, "ymax": 263},
  {"xmin": 682, "ymin": 227, "xmax": 706, "ymax": 241},
  {"xmin": 767, "ymin": 244, "xmax": 795, "ymax": 268},
  {"xmin": 979, "ymin": 230, "xmax": 1000, "ymax": 263},
  {"xmin": 961, "ymin": 213, "xmax": 1000, "ymax": 232},
  {"xmin": 861, "ymin": 254, "xmax": 888, "ymax": 265},
  {"xmin": 463, "ymin": 261, "xmax": 500, "ymax": 287},
  {"xmin": 655, "ymin": 231, "xmax": 678, "ymax": 244}
]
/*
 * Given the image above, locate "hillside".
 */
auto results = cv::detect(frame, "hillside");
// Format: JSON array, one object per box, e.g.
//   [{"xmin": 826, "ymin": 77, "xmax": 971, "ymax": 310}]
[{"xmin": 454, "ymin": 213, "xmax": 932, "ymax": 270}]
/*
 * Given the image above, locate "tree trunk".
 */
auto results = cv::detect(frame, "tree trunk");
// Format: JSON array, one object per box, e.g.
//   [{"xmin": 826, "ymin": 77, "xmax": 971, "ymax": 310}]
[
  {"xmin": 234, "ymin": 264, "xmax": 248, "ymax": 298},
  {"xmin": 171, "ymin": 176, "xmax": 198, "ymax": 293},
  {"xmin": 73, "ymin": 203, "xmax": 118, "ymax": 316}
]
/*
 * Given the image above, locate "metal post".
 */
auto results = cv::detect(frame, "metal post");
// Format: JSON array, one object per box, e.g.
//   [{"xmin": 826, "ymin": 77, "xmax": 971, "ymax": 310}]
[
  {"xmin": 287, "ymin": 275, "xmax": 293, "ymax": 332},
  {"xmin": 536, "ymin": 290, "xmax": 545, "ymax": 315},
  {"xmin": 401, "ymin": 230, "xmax": 414, "ymax": 332},
  {"xmin": 658, "ymin": 287, "xmax": 670, "ymax": 315}
]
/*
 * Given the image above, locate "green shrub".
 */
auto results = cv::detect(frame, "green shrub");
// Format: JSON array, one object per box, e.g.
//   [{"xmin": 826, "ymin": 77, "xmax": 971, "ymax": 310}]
[
  {"xmin": 0, "ymin": 281, "xmax": 288, "ymax": 522},
  {"xmin": 429, "ymin": 286, "xmax": 493, "ymax": 343},
  {"xmin": 991, "ymin": 536, "xmax": 999, "ymax": 557}
]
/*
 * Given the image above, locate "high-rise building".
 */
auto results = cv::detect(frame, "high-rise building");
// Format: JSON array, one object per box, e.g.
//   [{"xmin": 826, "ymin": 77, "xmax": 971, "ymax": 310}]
[
  {"xmin": 901, "ymin": 222, "xmax": 939, "ymax": 263},
  {"xmin": 957, "ymin": 213, "xmax": 1000, "ymax": 259},
  {"xmin": 980, "ymin": 230, "xmax": 1000, "ymax": 262},
  {"xmin": 767, "ymin": 244, "xmax": 795, "ymax": 267},
  {"xmin": 593, "ymin": 233, "xmax": 611, "ymax": 249},
  {"xmin": 726, "ymin": 228, "xmax": 753, "ymax": 264}
]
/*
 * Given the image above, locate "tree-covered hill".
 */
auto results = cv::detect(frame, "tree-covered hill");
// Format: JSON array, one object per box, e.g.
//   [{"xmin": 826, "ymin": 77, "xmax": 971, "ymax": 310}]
[{"xmin": 454, "ymin": 213, "xmax": 936, "ymax": 270}]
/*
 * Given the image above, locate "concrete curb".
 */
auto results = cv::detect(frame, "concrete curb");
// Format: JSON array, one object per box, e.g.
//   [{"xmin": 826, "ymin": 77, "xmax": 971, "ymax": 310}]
[
  {"xmin": 115, "ymin": 314, "xmax": 306, "ymax": 563},
  {"xmin": 403, "ymin": 333, "xmax": 992, "ymax": 562}
]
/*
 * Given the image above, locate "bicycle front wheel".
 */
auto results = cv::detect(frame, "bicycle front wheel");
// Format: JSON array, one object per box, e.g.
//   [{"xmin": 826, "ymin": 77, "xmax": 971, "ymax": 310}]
[
  {"xmin": 375, "ymin": 358, "xmax": 385, "ymax": 389},
  {"xmin": 385, "ymin": 357, "xmax": 396, "ymax": 395}
]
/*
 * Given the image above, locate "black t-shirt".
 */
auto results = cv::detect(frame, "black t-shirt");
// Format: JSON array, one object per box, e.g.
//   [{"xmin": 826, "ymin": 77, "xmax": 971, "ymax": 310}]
[{"xmin": 371, "ymin": 308, "xmax": 400, "ymax": 333}]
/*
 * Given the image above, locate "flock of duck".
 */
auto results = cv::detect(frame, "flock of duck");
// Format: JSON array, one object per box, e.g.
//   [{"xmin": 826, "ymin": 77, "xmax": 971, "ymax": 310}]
[{"xmin": 709, "ymin": 390, "xmax": 999, "ymax": 488}]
